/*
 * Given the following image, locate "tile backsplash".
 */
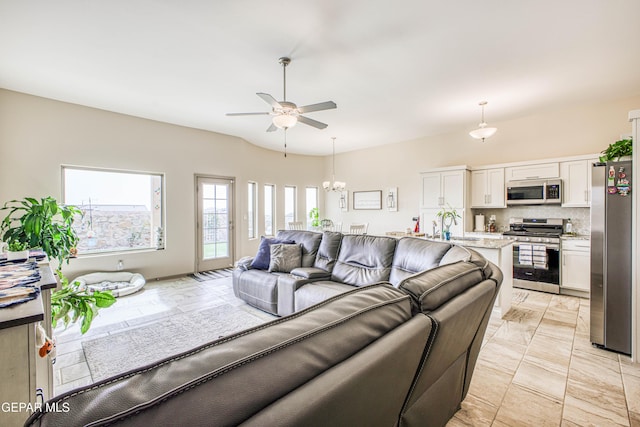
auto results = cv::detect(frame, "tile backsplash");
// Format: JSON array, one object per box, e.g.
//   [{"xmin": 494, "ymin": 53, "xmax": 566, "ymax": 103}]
[{"xmin": 473, "ymin": 206, "xmax": 590, "ymax": 235}]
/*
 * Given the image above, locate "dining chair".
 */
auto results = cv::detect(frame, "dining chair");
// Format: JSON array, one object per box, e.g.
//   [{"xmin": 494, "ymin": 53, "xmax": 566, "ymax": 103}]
[
  {"xmin": 349, "ymin": 223, "xmax": 367, "ymax": 235},
  {"xmin": 332, "ymin": 222, "xmax": 343, "ymax": 232},
  {"xmin": 288, "ymin": 221, "xmax": 304, "ymax": 230},
  {"xmin": 320, "ymin": 219, "xmax": 333, "ymax": 230}
]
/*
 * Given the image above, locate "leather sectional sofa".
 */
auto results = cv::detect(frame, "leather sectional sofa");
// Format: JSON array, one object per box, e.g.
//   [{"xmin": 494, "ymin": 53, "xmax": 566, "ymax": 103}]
[{"xmin": 27, "ymin": 230, "xmax": 502, "ymax": 427}]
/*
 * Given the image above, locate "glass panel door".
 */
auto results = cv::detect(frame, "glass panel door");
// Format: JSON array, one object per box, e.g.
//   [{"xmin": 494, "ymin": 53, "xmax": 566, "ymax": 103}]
[{"xmin": 196, "ymin": 176, "xmax": 234, "ymax": 272}]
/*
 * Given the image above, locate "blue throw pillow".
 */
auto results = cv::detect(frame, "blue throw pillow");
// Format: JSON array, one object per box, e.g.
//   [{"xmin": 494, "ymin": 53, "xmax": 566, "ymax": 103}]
[{"xmin": 251, "ymin": 237, "xmax": 295, "ymax": 270}]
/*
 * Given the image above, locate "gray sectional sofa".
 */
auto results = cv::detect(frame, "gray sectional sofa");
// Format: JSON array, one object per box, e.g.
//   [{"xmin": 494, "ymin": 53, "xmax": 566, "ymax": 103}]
[
  {"xmin": 27, "ymin": 230, "xmax": 502, "ymax": 427},
  {"xmin": 233, "ymin": 230, "xmax": 492, "ymax": 317}
]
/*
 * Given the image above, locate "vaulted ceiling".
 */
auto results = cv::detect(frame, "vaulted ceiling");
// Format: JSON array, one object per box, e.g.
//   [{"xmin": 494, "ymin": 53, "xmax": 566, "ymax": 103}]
[{"xmin": 1, "ymin": 1, "xmax": 639, "ymax": 155}]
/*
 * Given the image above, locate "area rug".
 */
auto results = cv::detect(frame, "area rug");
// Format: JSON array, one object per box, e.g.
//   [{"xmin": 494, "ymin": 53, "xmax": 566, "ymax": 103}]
[
  {"xmin": 82, "ymin": 304, "xmax": 267, "ymax": 382},
  {"xmin": 189, "ymin": 267, "xmax": 233, "ymax": 282}
]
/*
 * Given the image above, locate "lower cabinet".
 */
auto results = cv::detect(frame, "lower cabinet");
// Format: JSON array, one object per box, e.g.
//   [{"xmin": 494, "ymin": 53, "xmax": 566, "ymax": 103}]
[{"xmin": 561, "ymin": 240, "xmax": 590, "ymax": 292}]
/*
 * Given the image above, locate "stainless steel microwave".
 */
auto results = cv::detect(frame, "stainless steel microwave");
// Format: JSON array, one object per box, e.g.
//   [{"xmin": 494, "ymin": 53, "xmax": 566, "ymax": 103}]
[{"xmin": 506, "ymin": 179, "xmax": 562, "ymax": 205}]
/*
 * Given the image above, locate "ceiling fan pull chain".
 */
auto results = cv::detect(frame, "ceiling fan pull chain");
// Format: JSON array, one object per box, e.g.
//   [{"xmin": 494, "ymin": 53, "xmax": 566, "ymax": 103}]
[{"xmin": 284, "ymin": 129, "xmax": 287, "ymax": 157}]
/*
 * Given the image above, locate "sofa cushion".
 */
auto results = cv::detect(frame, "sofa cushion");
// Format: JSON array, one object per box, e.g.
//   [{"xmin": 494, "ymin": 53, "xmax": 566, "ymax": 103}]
[
  {"xmin": 398, "ymin": 261, "xmax": 485, "ymax": 313},
  {"xmin": 28, "ymin": 284, "xmax": 413, "ymax": 427},
  {"xmin": 331, "ymin": 235, "xmax": 397, "ymax": 286},
  {"xmin": 313, "ymin": 231, "xmax": 343, "ymax": 272},
  {"xmin": 268, "ymin": 243, "xmax": 302, "ymax": 273},
  {"xmin": 251, "ymin": 237, "xmax": 295, "ymax": 270},
  {"xmin": 276, "ymin": 230, "xmax": 323, "ymax": 267},
  {"xmin": 389, "ymin": 238, "xmax": 453, "ymax": 287},
  {"xmin": 438, "ymin": 245, "xmax": 471, "ymax": 266},
  {"xmin": 294, "ymin": 281, "xmax": 356, "ymax": 312}
]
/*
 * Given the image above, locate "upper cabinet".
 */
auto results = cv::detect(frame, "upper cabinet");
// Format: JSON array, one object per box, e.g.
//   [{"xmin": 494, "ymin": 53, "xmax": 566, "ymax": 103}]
[
  {"xmin": 560, "ymin": 159, "xmax": 597, "ymax": 207},
  {"xmin": 420, "ymin": 168, "xmax": 468, "ymax": 209},
  {"xmin": 471, "ymin": 168, "xmax": 506, "ymax": 208},
  {"xmin": 504, "ymin": 162, "xmax": 559, "ymax": 181}
]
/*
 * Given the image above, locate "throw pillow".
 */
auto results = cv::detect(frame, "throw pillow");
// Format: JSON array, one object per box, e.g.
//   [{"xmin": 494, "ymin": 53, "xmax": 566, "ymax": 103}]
[
  {"xmin": 250, "ymin": 237, "xmax": 295, "ymax": 270},
  {"xmin": 268, "ymin": 243, "xmax": 302, "ymax": 273}
]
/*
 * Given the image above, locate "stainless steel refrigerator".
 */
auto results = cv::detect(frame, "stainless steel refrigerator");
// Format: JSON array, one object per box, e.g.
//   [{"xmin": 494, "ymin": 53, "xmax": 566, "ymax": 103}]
[{"xmin": 590, "ymin": 160, "xmax": 632, "ymax": 355}]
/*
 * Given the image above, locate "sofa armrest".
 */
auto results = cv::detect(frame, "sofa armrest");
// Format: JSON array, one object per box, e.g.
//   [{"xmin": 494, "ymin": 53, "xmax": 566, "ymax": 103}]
[
  {"xmin": 235, "ymin": 256, "xmax": 254, "ymax": 271},
  {"xmin": 398, "ymin": 261, "xmax": 485, "ymax": 313},
  {"xmin": 277, "ymin": 274, "xmax": 316, "ymax": 316},
  {"xmin": 290, "ymin": 267, "xmax": 331, "ymax": 280}
]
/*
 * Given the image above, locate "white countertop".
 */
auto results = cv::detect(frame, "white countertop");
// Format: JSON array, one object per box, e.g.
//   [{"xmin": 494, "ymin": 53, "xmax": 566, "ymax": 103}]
[
  {"xmin": 560, "ymin": 234, "xmax": 590, "ymax": 240},
  {"xmin": 441, "ymin": 237, "xmax": 515, "ymax": 249}
]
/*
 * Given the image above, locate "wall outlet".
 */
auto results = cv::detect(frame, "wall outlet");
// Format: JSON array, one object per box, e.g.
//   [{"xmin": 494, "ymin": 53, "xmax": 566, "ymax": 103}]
[{"xmin": 117, "ymin": 260, "xmax": 124, "ymax": 271}]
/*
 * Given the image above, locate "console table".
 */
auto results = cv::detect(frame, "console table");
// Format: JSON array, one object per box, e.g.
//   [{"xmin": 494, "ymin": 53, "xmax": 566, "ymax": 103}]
[{"xmin": 0, "ymin": 263, "xmax": 57, "ymax": 426}]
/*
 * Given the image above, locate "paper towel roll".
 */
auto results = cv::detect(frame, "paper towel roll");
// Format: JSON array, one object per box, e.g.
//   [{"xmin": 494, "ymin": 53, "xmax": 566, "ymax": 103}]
[{"xmin": 474, "ymin": 215, "xmax": 485, "ymax": 232}]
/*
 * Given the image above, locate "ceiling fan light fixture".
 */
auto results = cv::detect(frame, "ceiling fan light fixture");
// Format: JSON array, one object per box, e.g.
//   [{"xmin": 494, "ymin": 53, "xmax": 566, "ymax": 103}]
[
  {"xmin": 272, "ymin": 114, "xmax": 297, "ymax": 129},
  {"xmin": 469, "ymin": 101, "xmax": 497, "ymax": 142}
]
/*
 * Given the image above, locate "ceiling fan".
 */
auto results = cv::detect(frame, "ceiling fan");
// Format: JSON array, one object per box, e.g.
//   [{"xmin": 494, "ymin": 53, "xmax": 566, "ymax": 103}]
[{"xmin": 226, "ymin": 57, "xmax": 337, "ymax": 132}]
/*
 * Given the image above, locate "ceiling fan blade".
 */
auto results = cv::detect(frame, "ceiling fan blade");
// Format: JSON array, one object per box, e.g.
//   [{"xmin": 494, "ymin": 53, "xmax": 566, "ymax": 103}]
[
  {"xmin": 266, "ymin": 123, "xmax": 277, "ymax": 132},
  {"xmin": 226, "ymin": 112, "xmax": 270, "ymax": 116},
  {"xmin": 297, "ymin": 101, "xmax": 337, "ymax": 114},
  {"xmin": 298, "ymin": 115, "xmax": 328, "ymax": 130},
  {"xmin": 256, "ymin": 93, "xmax": 282, "ymax": 109}
]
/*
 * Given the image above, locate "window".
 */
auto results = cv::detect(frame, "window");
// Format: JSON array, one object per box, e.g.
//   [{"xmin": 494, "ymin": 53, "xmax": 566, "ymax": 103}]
[
  {"xmin": 247, "ymin": 182, "xmax": 257, "ymax": 239},
  {"xmin": 306, "ymin": 187, "xmax": 318, "ymax": 218},
  {"xmin": 284, "ymin": 186, "xmax": 296, "ymax": 225},
  {"xmin": 264, "ymin": 184, "xmax": 275, "ymax": 236},
  {"xmin": 63, "ymin": 166, "xmax": 164, "ymax": 254}
]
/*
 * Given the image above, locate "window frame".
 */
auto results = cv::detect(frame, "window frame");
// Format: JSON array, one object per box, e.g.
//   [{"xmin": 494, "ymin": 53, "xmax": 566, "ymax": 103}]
[
  {"xmin": 284, "ymin": 185, "xmax": 297, "ymax": 225},
  {"xmin": 247, "ymin": 181, "xmax": 258, "ymax": 240},
  {"xmin": 61, "ymin": 165, "xmax": 165, "ymax": 256},
  {"xmin": 306, "ymin": 186, "xmax": 319, "ymax": 221},
  {"xmin": 264, "ymin": 183, "xmax": 275, "ymax": 236}
]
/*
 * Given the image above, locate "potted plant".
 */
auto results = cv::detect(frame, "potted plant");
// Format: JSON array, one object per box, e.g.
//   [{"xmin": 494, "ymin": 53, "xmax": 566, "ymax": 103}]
[
  {"xmin": 5, "ymin": 239, "xmax": 30, "ymax": 261},
  {"xmin": 599, "ymin": 138, "xmax": 633, "ymax": 162},
  {"xmin": 436, "ymin": 205, "xmax": 461, "ymax": 240},
  {"xmin": 308, "ymin": 207, "xmax": 320, "ymax": 228},
  {"xmin": 1, "ymin": 196, "xmax": 116, "ymax": 334}
]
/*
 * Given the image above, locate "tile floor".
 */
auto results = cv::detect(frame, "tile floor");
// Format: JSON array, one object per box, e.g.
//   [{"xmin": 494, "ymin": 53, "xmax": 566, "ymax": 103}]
[
  {"xmin": 52, "ymin": 276, "xmax": 274, "ymax": 395},
  {"xmin": 53, "ymin": 277, "xmax": 640, "ymax": 426}
]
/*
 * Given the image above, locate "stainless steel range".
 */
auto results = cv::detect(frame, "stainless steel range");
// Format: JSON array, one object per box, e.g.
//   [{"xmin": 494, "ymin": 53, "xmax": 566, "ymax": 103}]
[{"xmin": 503, "ymin": 218, "xmax": 563, "ymax": 294}]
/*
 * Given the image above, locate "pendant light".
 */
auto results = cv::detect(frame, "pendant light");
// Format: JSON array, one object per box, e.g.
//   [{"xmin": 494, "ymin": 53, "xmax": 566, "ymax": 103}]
[
  {"xmin": 469, "ymin": 101, "xmax": 497, "ymax": 142},
  {"xmin": 322, "ymin": 137, "xmax": 346, "ymax": 192}
]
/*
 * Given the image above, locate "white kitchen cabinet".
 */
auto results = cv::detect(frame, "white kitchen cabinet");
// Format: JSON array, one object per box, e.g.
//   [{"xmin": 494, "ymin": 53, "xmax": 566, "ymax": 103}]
[
  {"xmin": 561, "ymin": 159, "xmax": 596, "ymax": 207},
  {"xmin": 420, "ymin": 169, "xmax": 468, "ymax": 209},
  {"xmin": 505, "ymin": 162, "xmax": 559, "ymax": 181},
  {"xmin": 561, "ymin": 240, "xmax": 590, "ymax": 292},
  {"xmin": 471, "ymin": 168, "xmax": 506, "ymax": 208}
]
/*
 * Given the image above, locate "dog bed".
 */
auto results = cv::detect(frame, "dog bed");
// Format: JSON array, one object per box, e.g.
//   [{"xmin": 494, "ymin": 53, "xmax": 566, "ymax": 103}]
[{"xmin": 72, "ymin": 272, "xmax": 146, "ymax": 297}]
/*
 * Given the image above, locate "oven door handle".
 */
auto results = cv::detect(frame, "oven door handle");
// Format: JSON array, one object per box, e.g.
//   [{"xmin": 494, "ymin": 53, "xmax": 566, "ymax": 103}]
[{"xmin": 513, "ymin": 242, "xmax": 559, "ymax": 251}]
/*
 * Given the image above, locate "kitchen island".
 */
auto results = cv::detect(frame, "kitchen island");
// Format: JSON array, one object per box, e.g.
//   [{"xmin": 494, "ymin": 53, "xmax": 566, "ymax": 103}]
[
  {"xmin": 448, "ymin": 236, "xmax": 514, "ymax": 318},
  {"xmin": 385, "ymin": 232, "xmax": 514, "ymax": 318}
]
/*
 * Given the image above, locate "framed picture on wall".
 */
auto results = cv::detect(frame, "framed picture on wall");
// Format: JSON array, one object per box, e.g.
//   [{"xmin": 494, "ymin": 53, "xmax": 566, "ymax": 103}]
[{"xmin": 353, "ymin": 190, "xmax": 382, "ymax": 210}]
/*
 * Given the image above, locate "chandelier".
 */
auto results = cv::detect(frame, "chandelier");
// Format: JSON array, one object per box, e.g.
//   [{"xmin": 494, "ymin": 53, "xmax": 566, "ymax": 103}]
[
  {"xmin": 322, "ymin": 137, "xmax": 346, "ymax": 192},
  {"xmin": 469, "ymin": 101, "xmax": 497, "ymax": 142}
]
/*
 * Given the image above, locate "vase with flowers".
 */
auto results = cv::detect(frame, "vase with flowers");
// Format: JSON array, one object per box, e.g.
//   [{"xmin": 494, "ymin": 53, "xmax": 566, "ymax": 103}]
[{"xmin": 436, "ymin": 205, "xmax": 461, "ymax": 240}]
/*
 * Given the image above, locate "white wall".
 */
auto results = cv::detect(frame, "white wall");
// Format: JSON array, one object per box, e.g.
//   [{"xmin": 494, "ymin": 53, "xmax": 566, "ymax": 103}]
[
  {"xmin": 323, "ymin": 95, "xmax": 640, "ymax": 235},
  {"xmin": 0, "ymin": 89, "xmax": 325, "ymax": 279}
]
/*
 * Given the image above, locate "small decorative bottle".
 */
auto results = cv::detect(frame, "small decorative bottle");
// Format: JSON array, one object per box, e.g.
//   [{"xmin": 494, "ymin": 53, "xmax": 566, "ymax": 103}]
[{"xmin": 565, "ymin": 219, "xmax": 572, "ymax": 234}]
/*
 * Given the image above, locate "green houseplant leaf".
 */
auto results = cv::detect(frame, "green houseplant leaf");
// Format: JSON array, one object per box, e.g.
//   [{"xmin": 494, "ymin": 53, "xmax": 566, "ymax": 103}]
[
  {"xmin": 599, "ymin": 138, "xmax": 633, "ymax": 162},
  {"xmin": 436, "ymin": 204, "xmax": 461, "ymax": 232},
  {"xmin": 2, "ymin": 196, "xmax": 117, "ymax": 334},
  {"xmin": 0, "ymin": 196, "xmax": 82, "ymax": 266},
  {"xmin": 51, "ymin": 276, "xmax": 117, "ymax": 334}
]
